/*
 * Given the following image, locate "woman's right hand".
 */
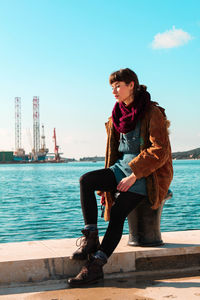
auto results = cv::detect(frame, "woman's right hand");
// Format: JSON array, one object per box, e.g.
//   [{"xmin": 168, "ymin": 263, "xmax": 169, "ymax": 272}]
[{"xmin": 117, "ymin": 173, "xmax": 137, "ymax": 192}]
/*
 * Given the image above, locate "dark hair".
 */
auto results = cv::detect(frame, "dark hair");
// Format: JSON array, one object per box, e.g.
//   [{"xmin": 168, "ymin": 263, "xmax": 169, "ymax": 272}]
[
  {"xmin": 109, "ymin": 68, "xmax": 141, "ymax": 96},
  {"xmin": 110, "ymin": 68, "xmax": 150, "ymax": 111}
]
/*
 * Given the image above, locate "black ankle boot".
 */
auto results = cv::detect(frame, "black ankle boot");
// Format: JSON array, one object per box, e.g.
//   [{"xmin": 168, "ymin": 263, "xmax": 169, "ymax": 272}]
[
  {"xmin": 67, "ymin": 255, "xmax": 105, "ymax": 287},
  {"xmin": 70, "ymin": 229, "xmax": 100, "ymax": 260}
]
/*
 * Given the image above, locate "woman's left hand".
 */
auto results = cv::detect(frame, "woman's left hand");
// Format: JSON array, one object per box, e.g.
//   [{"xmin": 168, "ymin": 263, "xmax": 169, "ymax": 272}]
[{"xmin": 117, "ymin": 173, "xmax": 137, "ymax": 192}]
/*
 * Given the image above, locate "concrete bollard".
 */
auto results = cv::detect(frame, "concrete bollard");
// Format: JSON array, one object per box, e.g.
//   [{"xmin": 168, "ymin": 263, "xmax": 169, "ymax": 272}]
[{"xmin": 127, "ymin": 190, "xmax": 173, "ymax": 247}]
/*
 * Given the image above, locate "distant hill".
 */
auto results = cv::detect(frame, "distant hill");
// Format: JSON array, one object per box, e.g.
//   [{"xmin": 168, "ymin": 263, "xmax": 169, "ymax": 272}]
[
  {"xmin": 78, "ymin": 148, "xmax": 200, "ymax": 161},
  {"xmin": 79, "ymin": 156, "xmax": 105, "ymax": 162},
  {"xmin": 172, "ymin": 147, "xmax": 200, "ymax": 159}
]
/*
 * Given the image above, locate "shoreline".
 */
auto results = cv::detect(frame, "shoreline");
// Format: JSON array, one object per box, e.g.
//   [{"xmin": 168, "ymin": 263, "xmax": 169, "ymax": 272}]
[{"xmin": 0, "ymin": 158, "xmax": 200, "ymax": 165}]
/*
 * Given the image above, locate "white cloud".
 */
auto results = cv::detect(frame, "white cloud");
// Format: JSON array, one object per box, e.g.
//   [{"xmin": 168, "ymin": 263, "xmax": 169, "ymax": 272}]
[{"xmin": 152, "ymin": 26, "xmax": 192, "ymax": 49}]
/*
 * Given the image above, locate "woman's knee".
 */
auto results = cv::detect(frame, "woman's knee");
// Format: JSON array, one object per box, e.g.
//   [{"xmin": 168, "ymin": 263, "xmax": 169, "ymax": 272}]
[{"xmin": 79, "ymin": 172, "xmax": 91, "ymax": 186}]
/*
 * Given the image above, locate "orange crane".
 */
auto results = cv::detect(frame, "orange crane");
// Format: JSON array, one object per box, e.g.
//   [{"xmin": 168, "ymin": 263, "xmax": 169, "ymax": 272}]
[{"xmin": 53, "ymin": 128, "xmax": 60, "ymax": 161}]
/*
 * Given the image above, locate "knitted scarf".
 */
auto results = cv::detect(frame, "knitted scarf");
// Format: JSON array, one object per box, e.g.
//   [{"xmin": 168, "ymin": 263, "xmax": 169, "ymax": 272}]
[{"xmin": 112, "ymin": 87, "xmax": 151, "ymax": 133}]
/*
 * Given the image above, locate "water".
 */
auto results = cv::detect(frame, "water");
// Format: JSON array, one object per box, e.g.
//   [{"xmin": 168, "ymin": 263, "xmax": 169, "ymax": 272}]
[{"xmin": 0, "ymin": 160, "xmax": 199, "ymax": 243}]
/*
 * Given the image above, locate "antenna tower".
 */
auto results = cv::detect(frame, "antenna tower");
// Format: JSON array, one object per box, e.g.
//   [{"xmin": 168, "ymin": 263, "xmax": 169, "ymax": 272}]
[
  {"xmin": 15, "ymin": 97, "xmax": 21, "ymax": 151},
  {"xmin": 33, "ymin": 96, "xmax": 40, "ymax": 158}
]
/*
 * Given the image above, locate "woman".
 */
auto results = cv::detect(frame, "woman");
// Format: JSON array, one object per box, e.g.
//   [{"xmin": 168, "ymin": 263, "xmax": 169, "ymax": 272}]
[{"xmin": 68, "ymin": 68, "xmax": 173, "ymax": 287}]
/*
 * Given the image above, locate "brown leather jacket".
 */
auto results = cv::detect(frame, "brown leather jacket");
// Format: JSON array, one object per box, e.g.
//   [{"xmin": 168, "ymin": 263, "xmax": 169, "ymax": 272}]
[{"xmin": 103, "ymin": 102, "xmax": 173, "ymax": 221}]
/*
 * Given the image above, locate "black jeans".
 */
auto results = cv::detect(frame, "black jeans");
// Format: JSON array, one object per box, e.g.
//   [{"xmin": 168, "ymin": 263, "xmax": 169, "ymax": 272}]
[{"xmin": 80, "ymin": 168, "xmax": 147, "ymax": 258}]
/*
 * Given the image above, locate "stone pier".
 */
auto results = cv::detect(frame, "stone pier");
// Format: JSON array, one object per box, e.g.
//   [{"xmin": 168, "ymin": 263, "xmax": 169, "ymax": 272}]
[{"xmin": 0, "ymin": 230, "xmax": 199, "ymax": 286}]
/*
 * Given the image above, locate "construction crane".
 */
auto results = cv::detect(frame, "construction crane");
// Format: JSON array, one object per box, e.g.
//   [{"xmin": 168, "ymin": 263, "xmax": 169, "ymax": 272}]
[{"xmin": 53, "ymin": 128, "xmax": 60, "ymax": 161}]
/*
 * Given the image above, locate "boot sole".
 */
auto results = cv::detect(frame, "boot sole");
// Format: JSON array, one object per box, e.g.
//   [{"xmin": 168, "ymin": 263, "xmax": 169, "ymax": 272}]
[{"xmin": 67, "ymin": 276, "xmax": 104, "ymax": 288}]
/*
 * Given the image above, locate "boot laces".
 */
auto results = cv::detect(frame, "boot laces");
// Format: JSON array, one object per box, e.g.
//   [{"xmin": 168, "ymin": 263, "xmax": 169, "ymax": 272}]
[
  {"xmin": 76, "ymin": 235, "xmax": 86, "ymax": 247},
  {"xmin": 75, "ymin": 230, "xmax": 89, "ymax": 247}
]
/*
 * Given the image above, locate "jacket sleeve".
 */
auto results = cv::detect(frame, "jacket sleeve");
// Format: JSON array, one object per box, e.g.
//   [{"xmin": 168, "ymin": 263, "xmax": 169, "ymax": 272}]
[
  {"xmin": 128, "ymin": 107, "xmax": 170, "ymax": 179},
  {"xmin": 105, "ymin": 118, "xmax": 121, "ymax": 168}
]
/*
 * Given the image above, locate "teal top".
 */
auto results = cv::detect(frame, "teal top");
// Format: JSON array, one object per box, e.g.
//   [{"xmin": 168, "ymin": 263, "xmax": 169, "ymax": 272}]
[{"xmin": 110, "ymin": 122, "xmax": 147, "ymax": 195}]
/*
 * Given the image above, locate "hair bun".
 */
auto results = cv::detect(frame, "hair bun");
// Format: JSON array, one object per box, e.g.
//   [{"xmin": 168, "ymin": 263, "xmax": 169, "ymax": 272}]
[{"xmin": 139, "ymin": 85, "xmax": 147, "ymax": 91}]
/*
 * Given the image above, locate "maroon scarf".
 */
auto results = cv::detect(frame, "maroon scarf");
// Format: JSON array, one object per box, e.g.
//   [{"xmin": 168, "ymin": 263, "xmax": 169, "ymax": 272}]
[{"xmin": 112, "ymin": 87, "xmax": 151, "ymax": 133}]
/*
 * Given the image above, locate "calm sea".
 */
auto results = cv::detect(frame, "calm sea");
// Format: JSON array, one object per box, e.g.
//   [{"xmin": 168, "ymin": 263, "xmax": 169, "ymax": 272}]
[{"xmin": 0, "ymin": 160, "xmax": 199, "ymax": 243}]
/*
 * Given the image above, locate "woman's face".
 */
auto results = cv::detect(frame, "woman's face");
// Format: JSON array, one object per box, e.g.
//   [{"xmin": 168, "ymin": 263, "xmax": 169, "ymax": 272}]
[{"xmin": 111, "ymin": 81, "xmax": 134, "ymax": 104}]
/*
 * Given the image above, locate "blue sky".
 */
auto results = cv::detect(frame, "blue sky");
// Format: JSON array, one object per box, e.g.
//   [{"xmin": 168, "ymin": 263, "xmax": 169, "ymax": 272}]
[{"xmin": 0, "ymin": 0, "xmax": 199, "ymax": 158}]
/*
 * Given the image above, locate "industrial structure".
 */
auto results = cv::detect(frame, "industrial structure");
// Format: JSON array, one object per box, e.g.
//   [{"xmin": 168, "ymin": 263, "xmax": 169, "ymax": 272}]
[
  {"xmin": 32, "ymin": 96, "xmax": 40, "ymax": 159},
  {"xmin": 40, "ymin": 124, "xmax": 48, "ymax": 155},
  {"xmin": 0, "ymin": 96, "xmax": 64, "ymax": 163},
  {"xmin": 0, "ymin": 95, "xmax": 65, "ymax": 163},
  {"xmin": 14, "ymin": 97, "xmax": 25, "ymax": 159},
  {"xmin": 0, "ymin": 151, "xmax": 13, "ymax": 163},
  {"xmin": 13, "ymin": 96, "xmax": 50, "ymax": 162},
  {"xmin": 15, "ymin": 97, "xmax": 21, "ymax": 151},
  {"xmin": 31, "ymin": 97, "xmax": 49, "ymax": 160}
]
